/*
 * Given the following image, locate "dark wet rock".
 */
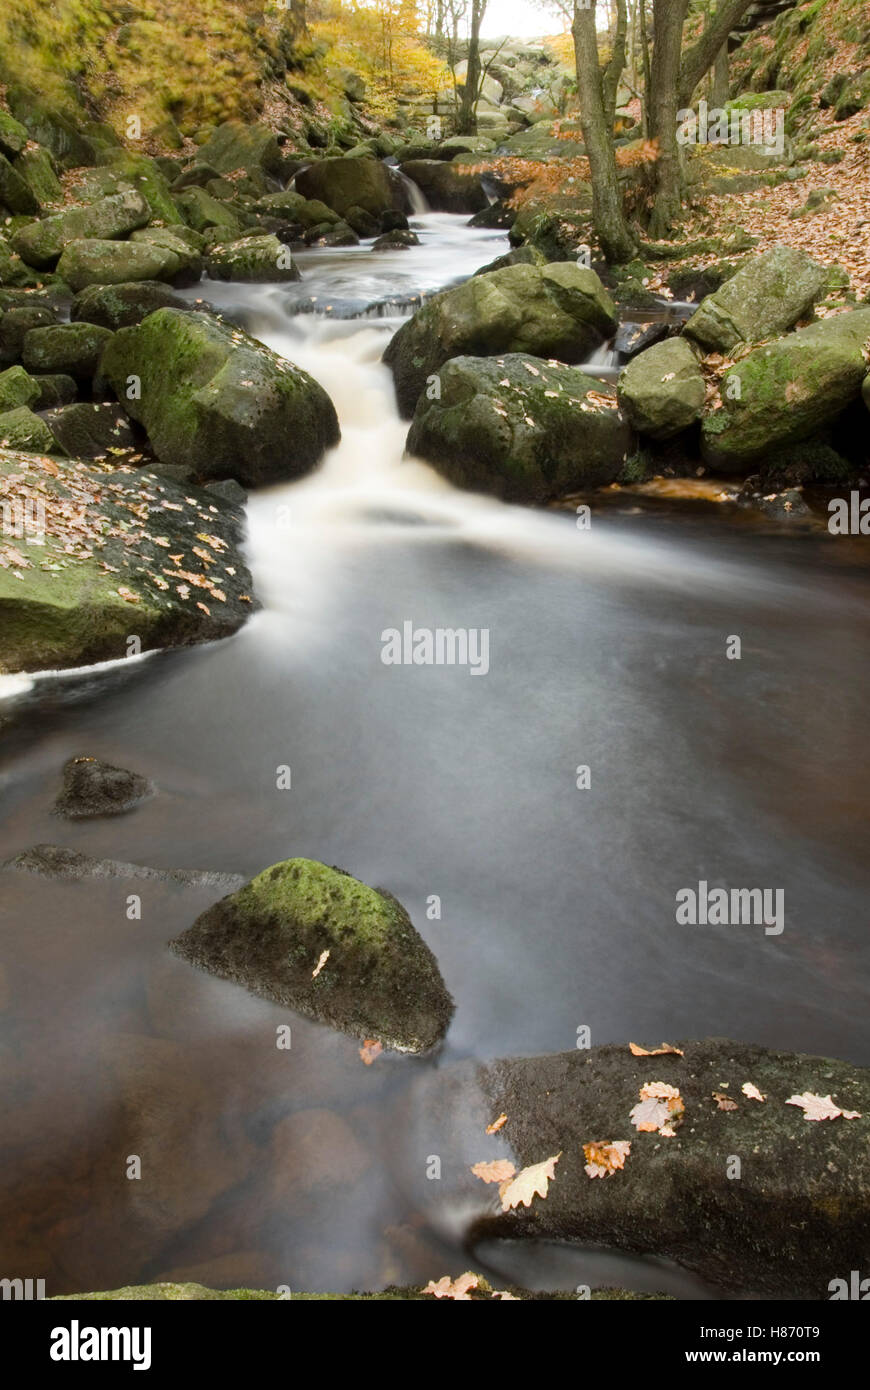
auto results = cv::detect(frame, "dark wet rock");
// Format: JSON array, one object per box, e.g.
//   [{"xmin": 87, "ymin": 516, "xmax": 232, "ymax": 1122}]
[
  {"xmin": 613, "ymin": 320, "xmax": 669, "ymax": 358},
  {"xmin": 169, "ymin": 857, "xmax": 454, "ymax": 1054},
  {"xmin": 684, "ymin": 246, "xmax": 828, "ymax": 354},
  {"xmin": 618, "ymin": 338, "xmax": 706, "ymax": 440},
  {"xmin": 72, "ymin": 281, "xmax": 192, "ymax": 331},
  {"xmin": 0, "ymin": 152, "xmax": 40, "ymax": 215},
  {"xmin": 31, "ymin": 374, "xmax": 78, "ymax": 409},
  {"xmin": 407, "ymin": 354, "xmax": 631, "ymax": 502},
  {"xmin": 343, "ymin": 204, "xmax": 380, "ymax": 238},
  {"xmin": 384, "ymin": 262, "xmax": 618, "ymax": 418},
  {"xmin": 398, "ymin": 159, "xmax": 487, "ymax": 214},
  {"xmin": 10, "ymin": 191, "xmax": 150, "ymax": 269},
  {"xmin": 736, "ymin": 486, "xmax": 812, "ymax": 521},
  {"xmin": 469, "ymin": 1040, "xmax": 870, "ymax": 1299},
  {"xmin": 294, "ymin": 157, "xmax": 409, "ymax": 218},
  {"xmin": 22, "ymin": 322, "xmax": 114, "ymax": 380},
  {"xmin": 0, "ymin": 305, "xmax": 58, "ymax": 363},
  {"xmin": 0, "ymin": 449, "xmax": 256, "ymax": 674},
  {"xmin": 468, "ymin": 200, "xmax": 516, "ymax": 230},
  {"xmin": 2, "ymin": 844, "xmax": 244, "ymax": 891},
  {"xmin": 100, "ymin": 308, "xmax": 340, "ymax": 487},
  {"xmin": 701, "ymin": 307, "xmax": 870, "ymax": 471},
  {"xmin": 380, "ymin": 209, "xmax": 410, "ymax": 233},
  {"xmin": 53, "ymin": 757, "xmax": 155, "ymax": 819},
  {"xmin": 305, "ymin": 221, "xmax": 358, "ymax": 248},
  {"xmin": 171, "ymin": 162, "xmax": 222, "ymax": 192},
  {"xmin": 174, "ymin": 186, "xmax": 244, "ymax": 237},
  {"xmin": 204, "ymin": 234, "xmax": 300, "ymax": 282},
  {"xmin": 372, "ymin": 229, "xmax": 420, "ymax": 251},
  {"xmin": 42, "ymin": 402, "xmax": 135, "ymax": 459}
]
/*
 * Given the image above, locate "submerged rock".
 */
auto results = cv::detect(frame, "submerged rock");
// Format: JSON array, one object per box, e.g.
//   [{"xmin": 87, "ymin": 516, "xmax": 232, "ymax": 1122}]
[
  {"xmin": 53, "ymin": 757, "xmax": 155, "ymax": 819},
  {"xmin": 169, "ymin": 858, "xmax": 454, "ymax": 1053},
  {"xmin": 471, "ymin": 1039, "xmax": 870, "ymax": 1298},
  {"xmin": 100, "ymin": 309, "xmax": 340, "ymax": 487},
  {"xmin": 407, "ymin": 354, "xmax": 631, "ymax": 501},
  {"xmin": 384, "ymin": 262, "xmax": 618, "ymax": 418},
  {"xmin": 3, "ymin": 844, "xmax": 244, "ymax": 890},
  {"xmin": 684, "ymin": 246, "xmax": 828, "ymax": 354}
]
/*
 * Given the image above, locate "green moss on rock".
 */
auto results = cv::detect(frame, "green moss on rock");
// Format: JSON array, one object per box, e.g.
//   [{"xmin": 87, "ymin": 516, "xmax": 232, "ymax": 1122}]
[{"xmin": 169, "ymin": 858, "xmax": 454, "ymax": 1053}]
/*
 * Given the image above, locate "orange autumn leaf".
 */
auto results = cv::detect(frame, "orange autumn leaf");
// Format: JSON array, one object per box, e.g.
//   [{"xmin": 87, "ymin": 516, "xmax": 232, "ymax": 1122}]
[
  {"xmin": 583, "ymin": 1139, "xmax": 631, "ymax": 1179},
  {"xmin": 471, "ymin": 1159, "xmax": 516, "ymax": 1185},
  {"xmin": 629, "ymin": 1042, "xmax": 684, "ymax": 1057},
  {"xmin": 423, "ymin": 1271, "xmax": 479, "ymax": 1300},
  {"xmin": 499, "ymin": 1153, "xmax": 561, "ymax": 1211},
  {"xmin": 630, "ymin": 1082, "xmax": 685, "ymax": 1136},
  {"xmin": 712, "ymin": 1091, "xmax": 738, "ymax": 1111},
  {"xmin": 486, "ymin": 1113, "xmax": 508, "ymax": 1134},
  {"xmin": 359, "ymin": 1039, "xmax": 383, "ymax": 1066}
]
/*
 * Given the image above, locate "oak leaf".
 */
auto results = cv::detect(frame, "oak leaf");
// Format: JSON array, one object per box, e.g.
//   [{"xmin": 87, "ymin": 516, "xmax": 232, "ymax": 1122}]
[
  {"xmin": 629, "ymin": 1042, "xmax": 684, "ymax": 1057},
  {"xmin": 786, "ymin": 1092, "xmax": 861, "ymax": 1122},
  {"xmin": 498, "ymin": 1153, "xmax": 560, "ymax": 1211},
  {"xmin": 630, "ymin": 1081, "xmax": 685, "ymax": 1135},
  {"xmin": 712, "ymin": 1092, "xmax": 738, "ymax": 1111},
  {"xmin": 583, "ymin": 1139, "xmax": 631, "ymax": 1178},
  {"xmin": 423, "ymin": 1272, "xmax": 479, "ymax": 1300},
  {"xmin": 742, "ymin": 1082, "xmax": 766, "ymax": 1102},
  {"xmin": 471, "ymin": 1159, "xmax": 516, "ymax": 1185}
]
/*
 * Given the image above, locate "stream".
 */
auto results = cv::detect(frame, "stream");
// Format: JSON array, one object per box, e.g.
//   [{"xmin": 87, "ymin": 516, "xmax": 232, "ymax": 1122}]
[{"xmin": 2, "ymin": 212, "xmax": 870, "ymax": 1299}]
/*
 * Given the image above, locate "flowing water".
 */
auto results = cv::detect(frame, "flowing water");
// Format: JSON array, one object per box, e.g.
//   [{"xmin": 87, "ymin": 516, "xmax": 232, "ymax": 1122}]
[{"xmin": 2, "ymin": 213, "xmax": 870, "ymax": 1299}]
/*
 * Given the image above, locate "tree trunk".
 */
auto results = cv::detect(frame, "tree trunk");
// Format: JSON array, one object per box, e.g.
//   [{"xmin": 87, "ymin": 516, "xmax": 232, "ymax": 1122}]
[
  {"xmin": 648, "ymin": 0, "xmax": 689, "ymax": 239},
  {"xmin": 711, "ymin": 40, "xmax": 730, "ymax": 107},
  {"xmin": 283, "ymin": 0, "xmax": 308, "ymax": 46},
  {"xmin": 457, "ymin": 0, "xmax": 486, "ymax": 135},
  {"xmin": 639, "ymin": 0, "xmax": 652, "ymax": 138},
  {"xmin": 573, "ymin": 0, "xmax": 637, "ymax": 264},
  {"xmin": 602, "ymin": 0, "xmax": 629, "ymax": 129},
  {"xmin": 677, "ymin": 0, "xmax": 753, "ymax": 109}
]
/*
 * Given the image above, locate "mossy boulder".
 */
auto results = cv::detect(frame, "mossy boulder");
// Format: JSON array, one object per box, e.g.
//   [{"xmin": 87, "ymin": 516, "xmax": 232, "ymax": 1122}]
[
  {"xmin": 618, "ymin": 338, "xmax": 706, "ymax": 440},
  {"xmin": 169, "ymin": 858, "xmax": 454, "ymax": 1054},
  {"xmin": 22, "ymin": 322, "xmax": 113, "ymax": 379},
  {"xmin": 0, "ymin": 364, "xmax": 42, "ymax": 412},
  {"xmin": 56, "ymin": 237, "xmax": 196, "ymax": 293},
  {"xmin": 685, "ymin": 246, "xmax": 828, "ymax": 353},
  {"xmin": 97, "ymin": 152, "xmax": 183, "ymax": 225},
  {"xmin": 0, "ymin": 153, "xmax": 40, "ymax": 216},
  {"xmin": 0, "ymin": 304, "xmax": 57, "ymax": 362},
  {"xmin": 701, "ymin": 307, "xmax": 870, "ymax": 470},
  {"xmin": 406, "ymin": 354, "xmax": 631, "ymax": 502},
  {"xmin": 0, "ymin": 449, "xmax": 254, "ymax": 675},
  {"xmin": 13, "ymin": 147, "xmax": 64, "ymax": 213},
  {"xmin": 0, "ymin": 112, "xmax": 28, "ymax": 161},
  {"xmin": 397, "ymin": 159, "xmax": 487, "ymax": 213},
  {"xmin": 294, "ymin": 157, "xmax": 409, "ymax": 217},
  {"xmin": 11, "ymin": 191, "xmax": 151, "ymax": 269},
  {"xmin": 471, "ymin": 1039, "xmax": 870, "ymax": 1298},
  {"xmin": 72, "ymin": 280, "xmax": 191, "ymax": 330},
  {"xmin": 384, "ymin": 262, "xmax": 618, "ymax": 418},
  {"xmin": 5, "ymin": 86, "xmax": 95, "ymax": 169},
  {"xmin": 100, "ymin": 308, "xmax": 340, "ymax": 487},
  {"xmin": 205, "ymin": 234, "xmax": 300, "ymax": 283},
  {"xmin": 128, "ymin": 228, "xmax": 204, "ymax": 284},
  {"xmin": 0, "ymin": 405, "xmax": 55, "ymax": 452},
  {"xmin": 174, "ymin": 186, "xmax": 244, "ymax": 236},
  {"xmin": 196, "ymin": 121, "xmax": 284, "ymax": 178},
  {"xmin": 0, "ymin": 236, "xmax": 44, "ymax": 288}
]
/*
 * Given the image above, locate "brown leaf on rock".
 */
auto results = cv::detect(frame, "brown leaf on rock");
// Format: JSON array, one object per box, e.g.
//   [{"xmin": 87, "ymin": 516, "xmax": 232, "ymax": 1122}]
[
  {"xmin": 630, "ymin": 1042, "xmax": 684, "ymax": 1057},
  {"xmin": 712, "ymin": 1092, "xmax": 738, "ymax": 1111},
  {"xmin": 498, "ymin": 1153, "xmax": 561, "ymax": 1211},
  {"xmin": 359, "ymin": 1038, "xmax": 383, "ymax": 1066},
  {"xmin": 786, "ymin": 1092, "xmax": 861, "ymax": 1122},
  {"xmin": 471, "ymin": 1159, "xmax": 516, "ymax": 1185},
  {"xmin": 583, "ymin": 1139, "xmax": 631, "ymax": 1178},
  {"xmin": 423, "ymin": 1272, "xmax": 479, "ymax": 1300},
  {"xmin": 630, "ymin": 1081, "xmax": 685, "ymax": 1135},
  {"xmin": 486, "ymin": 1113, "xmax": 508, "ymax": 1134}
]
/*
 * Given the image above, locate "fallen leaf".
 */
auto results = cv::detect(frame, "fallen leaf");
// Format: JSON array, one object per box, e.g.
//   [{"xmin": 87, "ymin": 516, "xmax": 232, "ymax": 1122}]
[
  {"xmin": 583, "ymin": 1139, "xmax": 631, "ymax": 1178},
  {"xmin": 630, "ymin": 1081, "xmax": 685, "ymax": 1135},
  {"xmin": 312, "ymin": 949, "xmax": 329, "ymax": 979},
  {"xmin": 486, "ymin": 1113, "xmax": 508, "ymax": 1135},
  {"xmin": 423, "ymin": 1272, "xmax": 479, "ymax": 1300},
  {"xmin": 359, "ymin": 1039, "xmax": 383, "ymax": 1066},
  {"xmin": 742, "ymin": 1082, "xmax": 766, "ymax": 1102},
  {"xmin": 499, "ymin": 1153, "xmax": 561, "ymax": 1211},
  {"xmin": 117, "ymin": 586, "xmax": 140, "ymax": 603},
  {"xmin": 786, "ymin": 1092, "xmax": 861, "ymax": 1122},
  {"xmin": 712, "ymin": 1092, "xmax": 738, "ymax": 1111},
  {"xmin": 471, "ymin": 1159, "xmax": 516, "ymax": 1185},
  {"xmin": 630, "ymin": 1042, "xmax": 684, "ymax": 1057}
]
